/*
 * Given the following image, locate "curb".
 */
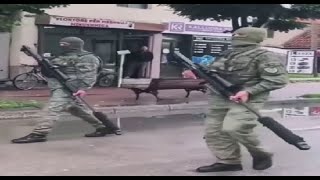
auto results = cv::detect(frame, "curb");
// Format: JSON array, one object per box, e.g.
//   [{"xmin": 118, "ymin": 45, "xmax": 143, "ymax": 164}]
[
  {"xmin": 290, "ymin": 80, "xmax": 320, "ymax": 83},
  {"xmin": 265, "ymin": 98, "xmax": 320, "ymax": 106},
  {"xmin": 1, "ymin": 98, "xmax": 320, "ymax": 120},
  {"xmin": 289, "ymin": 78, "xmax": 320, "ymax": 83}
]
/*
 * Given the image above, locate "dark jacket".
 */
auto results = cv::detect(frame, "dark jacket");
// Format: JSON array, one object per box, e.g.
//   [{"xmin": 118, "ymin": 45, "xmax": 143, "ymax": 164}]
[{"xmin": 140, "ymin": 51, "xmax": 154, "ymax": 62}]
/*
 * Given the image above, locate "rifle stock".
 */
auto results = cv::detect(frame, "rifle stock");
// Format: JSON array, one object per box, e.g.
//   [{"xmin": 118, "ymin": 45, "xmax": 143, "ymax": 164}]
[{"xmin": 20, "ymin": 45, "xmax": 121, "ymax": 134}]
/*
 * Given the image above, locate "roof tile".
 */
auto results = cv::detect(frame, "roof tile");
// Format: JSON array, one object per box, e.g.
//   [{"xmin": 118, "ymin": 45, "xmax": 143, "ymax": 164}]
[{"xmin": 283, "ymin": 30, "xmax": 312, "ymax": 49}]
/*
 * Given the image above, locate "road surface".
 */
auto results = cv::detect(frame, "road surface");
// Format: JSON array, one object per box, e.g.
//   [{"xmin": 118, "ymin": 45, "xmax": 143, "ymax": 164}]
[{"xmin": 0, "ymin": 113, "xmax": 319, "ymax": 176}]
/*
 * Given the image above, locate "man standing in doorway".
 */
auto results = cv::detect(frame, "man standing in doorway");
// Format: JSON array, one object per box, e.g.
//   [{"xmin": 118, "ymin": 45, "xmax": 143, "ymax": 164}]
[
  {"xmin": 125, "ymin": 46, "xmax": 153, "ymax": 78},
  {"xmin": 139, "ymin": 46, "xmax": 154, "ymax": 78}
]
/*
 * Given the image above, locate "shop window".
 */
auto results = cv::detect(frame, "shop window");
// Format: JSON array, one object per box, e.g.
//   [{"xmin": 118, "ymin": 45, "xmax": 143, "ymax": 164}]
[
  {"xmin": 117, "ymin": 4, "xmax": 149, "ymax": 9},
  {"xmin": 160, "ymin": 39, "xmax": 184, "ymax": 78},
  {"xmin": 93, "ymin": 41, "xmax": 114, "ymax": 64}
]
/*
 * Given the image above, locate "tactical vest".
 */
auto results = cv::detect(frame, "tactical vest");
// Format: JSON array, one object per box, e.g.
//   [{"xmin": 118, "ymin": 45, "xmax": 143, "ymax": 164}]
[
  {"xmin": 209, "ymin": 48, "xmax": 269, "ymax": 86},
  {"xmin": 42, "ymin": 52, "xmax": 102, "ymax": 78}
]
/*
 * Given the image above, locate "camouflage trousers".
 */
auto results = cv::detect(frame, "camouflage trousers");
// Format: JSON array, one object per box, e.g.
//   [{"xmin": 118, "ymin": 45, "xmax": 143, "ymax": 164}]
[
  {"xmin": 205, "ymin": 101, "xmax": 271, "ymax": 164},
  {"xmin": 33, "ymin": 89, "xmax": 105, "ymax": 135}
]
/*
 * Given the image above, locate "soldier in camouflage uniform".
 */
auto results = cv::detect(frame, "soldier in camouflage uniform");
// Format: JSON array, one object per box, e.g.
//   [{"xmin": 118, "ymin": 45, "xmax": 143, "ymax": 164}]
[
  {"xmin": 196, "ymin": 27, "xmax": 289, "ymax": 172},
  {"xmin": 12, "ymin": 37, "xmax": 121, "ymax": 144}
]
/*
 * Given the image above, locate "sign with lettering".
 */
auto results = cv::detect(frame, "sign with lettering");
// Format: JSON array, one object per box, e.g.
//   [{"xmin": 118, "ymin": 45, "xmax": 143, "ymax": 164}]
[
  {"xmin": 286, "ymin": 50, "xmax": 315, "ymax": 74},
  {"xmin": 192, "ymin": 35, "xmax": 231, "ymax": 57},
  {"xmin": 283, "ymin": 107, "xmax": 310, "ymax": 118},
  {"xmin": 185, "ymin": 24, "xmax": 231, "ymax": 34},
  {"xmin": 164, "ymin": 22, "xmax": 232, "ymax": 36},
  {"xmin": 193, "ymin": 36, "xmax": 232, "ymax": 41},
  {"xmin": 169, "ymin": 22, "xmax": 184, "ymax": 32},
  {"xmin": 49, "ymin": 16, "xmax": 135, "ymax": 29}
]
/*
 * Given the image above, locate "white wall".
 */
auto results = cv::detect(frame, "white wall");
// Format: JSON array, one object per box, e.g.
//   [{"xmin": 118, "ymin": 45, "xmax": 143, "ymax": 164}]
[
  {"xmin": 261, "ymin": 47, "xmax": 290, "ymax": 55},
  {"xmin": 150, "ymin": 33, "xmax": 162, "ymax": 78},
  {"xmin": 0, "ymin": 33, "xmax": 10, "ymax": 80},
  {"xmin": 10, "ymin": 12, "xmax": 38, "ymax": 66},
  {"xmin": 44, "ymin": 4, "xmax": 232, "ymax": 26},
  {"xmin": 9, "ymin": 12, "xmax": 38, "ymax": 78}
]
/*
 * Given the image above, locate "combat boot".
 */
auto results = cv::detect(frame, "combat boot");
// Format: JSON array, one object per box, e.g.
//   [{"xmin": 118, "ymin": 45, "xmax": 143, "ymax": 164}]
[
  {"xmin": 94, "ymin": 116, "xmax": 122, "ymax": 136},
  {"xmin": 252, "ymin": 153, "xmax": 273, "ymax": 170},
  {"xmin": 85, "ymin": 127, "xmax": 122, "ymax": 137},
  {"xmin": 11, "ymin": 133, "xmax": 47, "ymax": 144},
  {"xmin": 196, "ymin": 163, "xmax": 243, "ymax": 173}
]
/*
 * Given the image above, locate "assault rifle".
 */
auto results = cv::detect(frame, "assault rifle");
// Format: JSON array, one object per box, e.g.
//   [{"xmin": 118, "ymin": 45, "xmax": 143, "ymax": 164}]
[
  {"xmin": 20, "ymin": 45, "xmax": 121, "ymax": 135},
  {"xmin": 173, "ymin": 50, "xmax": 310, "ymax": 151}
]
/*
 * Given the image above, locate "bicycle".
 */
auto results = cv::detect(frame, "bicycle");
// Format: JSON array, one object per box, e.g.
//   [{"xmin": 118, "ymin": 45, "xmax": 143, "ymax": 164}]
[
  {"xmin": 12, "ymin": 64, "xmax": 47, "ymax": 90},
  {"xmin": 13, "ymin": 63, "xmax": 117, "ymax": 90}
]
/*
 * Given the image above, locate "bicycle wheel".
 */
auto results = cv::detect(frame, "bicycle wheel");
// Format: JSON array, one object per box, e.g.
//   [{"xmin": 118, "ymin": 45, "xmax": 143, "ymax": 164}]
[
  {"xmin": 98, "ymin": 74, "xmax": 116, "ymax": 87},
  {"xmin": 13, "ymin": 73, "xmax": 40, "ymax": 90}
]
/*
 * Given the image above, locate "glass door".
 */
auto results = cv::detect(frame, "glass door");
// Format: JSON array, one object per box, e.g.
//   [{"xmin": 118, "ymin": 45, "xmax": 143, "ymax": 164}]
[{"xmin": 92, "ymin": 40, "xmax": 116, "ymax": 66}]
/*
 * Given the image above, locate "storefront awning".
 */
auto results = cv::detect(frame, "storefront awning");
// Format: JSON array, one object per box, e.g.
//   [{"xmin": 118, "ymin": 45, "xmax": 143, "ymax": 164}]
[{"xmin": 35, "ymin": 15, "xmax": 166, "ymax": 32}]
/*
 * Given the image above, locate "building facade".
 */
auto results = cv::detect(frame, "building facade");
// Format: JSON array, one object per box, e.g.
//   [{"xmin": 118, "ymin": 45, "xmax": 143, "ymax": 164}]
[
  {"xmin": 160, "ymin": 21, "xmax": 232, "ymax": 77},
  {"xmin": 5, "ymin": 4, "xmax": 233, "ymax": 85}
]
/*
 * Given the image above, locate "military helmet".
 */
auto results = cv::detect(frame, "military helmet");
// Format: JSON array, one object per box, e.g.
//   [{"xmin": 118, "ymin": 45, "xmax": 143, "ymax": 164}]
[
  {"xmin": 59, "ymin": 37, "xmax": 84, "ymax": 51},
  {"xmin": 232, "ymin": 27, "xmax": 267, "ymax": 46}
]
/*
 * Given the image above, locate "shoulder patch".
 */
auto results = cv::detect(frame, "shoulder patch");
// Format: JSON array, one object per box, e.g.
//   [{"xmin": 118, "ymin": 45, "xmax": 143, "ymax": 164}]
[{"xmin": 264, "ymin": 67, "xmax": 279, "ymax": 74}]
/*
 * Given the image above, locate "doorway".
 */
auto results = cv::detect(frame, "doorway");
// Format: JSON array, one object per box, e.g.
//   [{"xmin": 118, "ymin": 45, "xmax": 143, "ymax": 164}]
[
  {"xmin": 160, "ymin": 39, "xmax": 183, "ymax": 78},
  {"xmin": 122, "ymin": 35, "xmax": 150, "ymax": 78},
  {"xmin": 92, "ymin": 39, "xmax": 117, "ymax": 66}
]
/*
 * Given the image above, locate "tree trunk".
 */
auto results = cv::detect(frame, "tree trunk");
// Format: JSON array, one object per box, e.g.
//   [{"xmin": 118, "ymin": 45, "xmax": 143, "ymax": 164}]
[
  {"xmin": 231, "ymin": 16, "xmax": 240, "ymax": 32},
  {"xmin": 241, "ymin": 16, "xmax": 248, "ymax": 27},
  {"xmin": 311, "ymin": 22, "xmax": 319, "ymax": 77}
]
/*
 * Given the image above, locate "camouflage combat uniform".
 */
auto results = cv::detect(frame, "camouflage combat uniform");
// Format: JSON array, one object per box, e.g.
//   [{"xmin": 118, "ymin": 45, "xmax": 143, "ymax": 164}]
[
  {"xmin": 12, "ymin": 37, "xmax": 120, "ymax": 144},
  {"xmin": 197, "ymin": 27, "xmax": 289, "ymax": 172}
]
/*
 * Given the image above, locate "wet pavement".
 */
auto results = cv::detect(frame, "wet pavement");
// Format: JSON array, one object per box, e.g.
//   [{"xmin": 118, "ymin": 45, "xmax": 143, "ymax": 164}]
[{"xmin": 0, "ymin": 108, "xmax": 319, "ymax": 176}]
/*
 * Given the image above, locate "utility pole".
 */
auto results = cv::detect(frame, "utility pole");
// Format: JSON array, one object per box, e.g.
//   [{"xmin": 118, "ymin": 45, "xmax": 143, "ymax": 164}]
[{"xmin": 310, "ymin": 22, "xmax": 319, "ymax": 77}]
